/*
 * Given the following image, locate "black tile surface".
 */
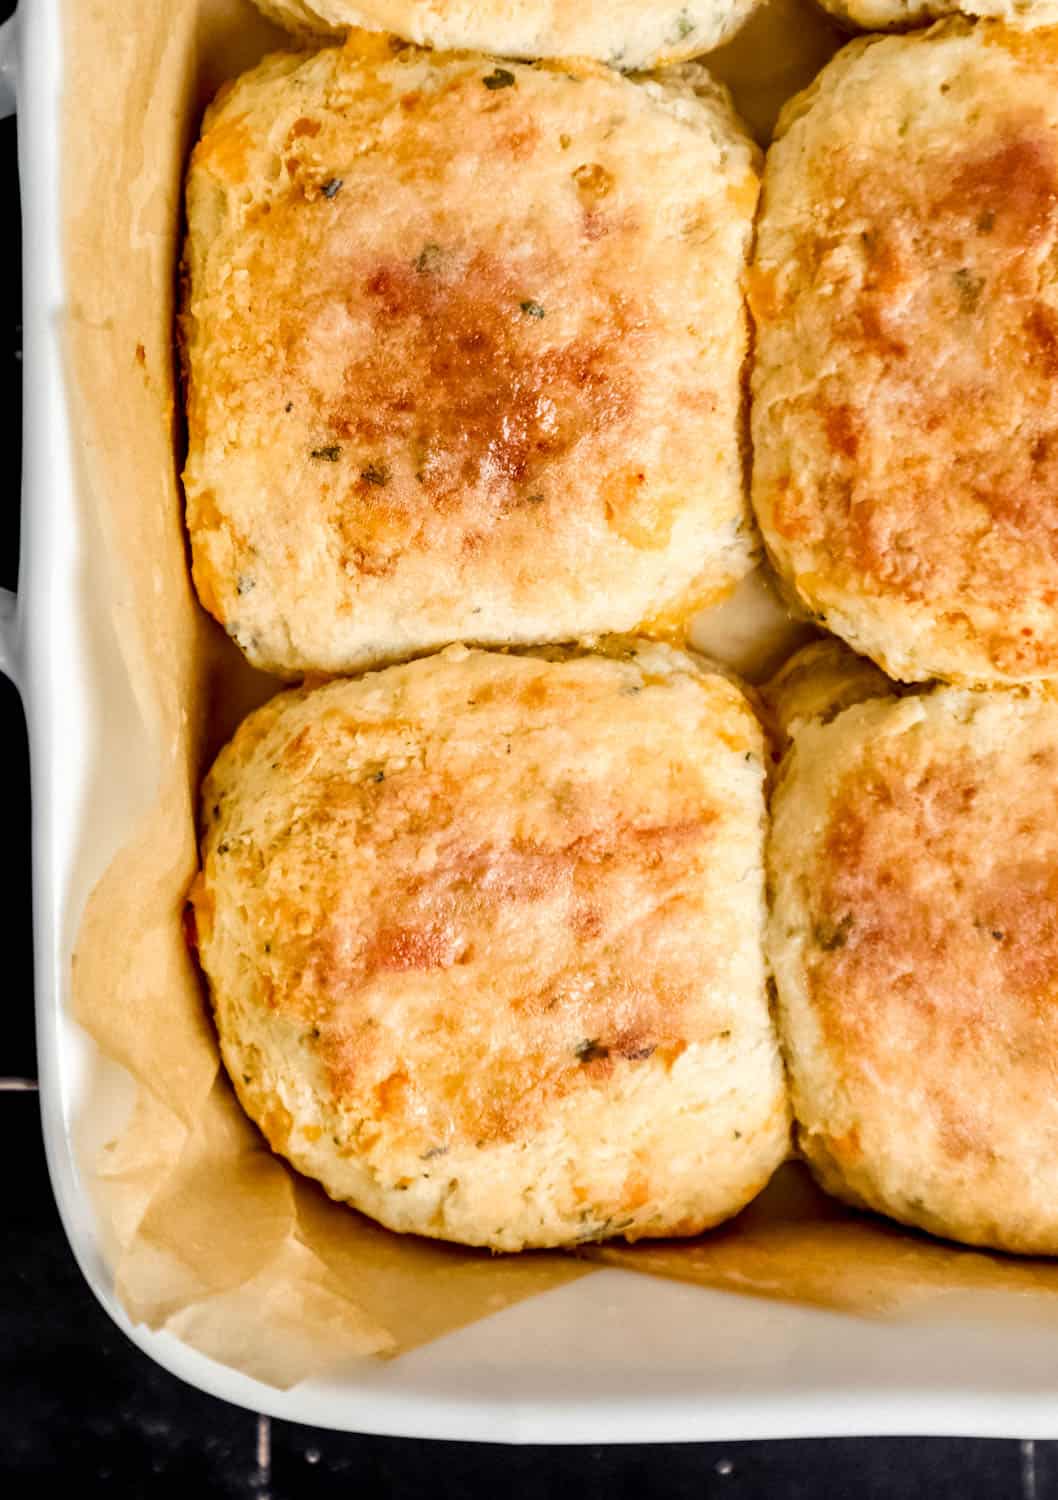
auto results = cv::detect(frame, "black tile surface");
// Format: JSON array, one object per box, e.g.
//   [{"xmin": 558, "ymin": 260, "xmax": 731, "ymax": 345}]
[
  {"xmin": 0, "ymin": 111, "xmax": 20, "ymax": 595},
  {"xmin": 4, "ymin": 1094, "xmax": 262, "ymax": 1496},
  {"xmin": 1031, "ymin": 1442, "xmax": 1058, "ymax": 1500},
  {"xmin": 1, "ymin": 667, "xmax": 32, "ymax": 1078},
  {"xmin": 268, "ymin": 1427, "xmax": 1024, "ymax": 1500},
  {"xmin": 1, "ymin": 96, "xmax": 31, "ymax": 1083}
]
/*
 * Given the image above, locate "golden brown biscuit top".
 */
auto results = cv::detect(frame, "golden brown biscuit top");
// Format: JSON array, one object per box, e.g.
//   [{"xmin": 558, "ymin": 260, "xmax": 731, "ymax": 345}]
[
  {"xmin": 271, "ymin": 228, "xmax": 636, "ymax": 564},
  {"xmin": 795, "ymin": 690, "xmax": 1058, "ymax": 1167},
  {"xmin": 194, "ymin": 646, "xmax": 766, "ymax": 1157},
  {"xmin": 752, "ymin": 25, "xmax": 1058, "ymax": 679},
  {"xmin": 183, "ymin": 43, "xmax": 759, "ymax": 673}
]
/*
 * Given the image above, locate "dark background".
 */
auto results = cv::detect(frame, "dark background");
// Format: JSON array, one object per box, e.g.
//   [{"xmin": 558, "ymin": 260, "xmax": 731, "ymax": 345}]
[{"xmin": 0, "ymin": 10, "xmax": 1053, "ymax": 1495}]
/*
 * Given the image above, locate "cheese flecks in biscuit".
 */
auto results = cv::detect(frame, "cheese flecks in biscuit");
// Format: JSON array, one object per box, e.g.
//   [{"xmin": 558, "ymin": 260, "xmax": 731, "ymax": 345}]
[
  {"xmin": 191, "ymin": 643, "xmax": 789, "ymax": 1251},
  {"xmin": 182, "ymin": 43, "xmax": 760, "ymax": 677},
  {"xmin": 768, "ymin": 644, "xmax": 1058, "ymax": 1254},
  {"xmin": 250, "ymin": 1, "xmax": 761, "ymax": 68},
  {"xmin": 751, "ymin": 23, "xmax": 1058, "ymax": 685},
  {"xmin": 817, "ymin": 0, "xmax": 1058, "ymax": 35}
]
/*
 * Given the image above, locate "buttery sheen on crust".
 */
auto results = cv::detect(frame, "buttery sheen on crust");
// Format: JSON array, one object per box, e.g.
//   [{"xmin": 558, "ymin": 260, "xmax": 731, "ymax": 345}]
[
  {"xmin": 191, "ymin": 643, "xmax": 789, "ymax": 1251},
  {"xmin": 751, "ymin": 23, "xmax": 1058, "ymax": 685},
  {"xmin": 250, "ymin": 1, "xmax": 761, "ymax": 68},
  {"xmin": 183, "ymin": 41, "xmax": 760, "ymax": 677},
  {"xmin": 768, "ymin": 643, "xmax": 1058, "ymax": 1254}
]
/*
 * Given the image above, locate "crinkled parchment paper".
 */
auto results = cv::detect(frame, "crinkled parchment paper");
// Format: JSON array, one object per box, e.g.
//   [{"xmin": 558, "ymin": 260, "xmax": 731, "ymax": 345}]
[{"xmin": 62, "ymin": 0, "xmax": 1058, "ymax": 1391}]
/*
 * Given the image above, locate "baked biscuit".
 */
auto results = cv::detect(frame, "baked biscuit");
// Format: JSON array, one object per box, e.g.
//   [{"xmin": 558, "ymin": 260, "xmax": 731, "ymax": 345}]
[
  {"xmin": 817, "ymin": 0, "xmax": 1058, "ymax": 35},
  {"xmin": 751, "ymin": 23, "xmax": 1058, "ymax": 685},
  {"xmin": 765, "ymin": 637, "xmax": 891, "ymax": 744},
  {"xmin": 183, "ymin": 42, "xmax": 760, "ymax": 677},
  {"xmin": 191, "ymin": 642, "xmax": 790, "ymax": 1251},
  {"xmin": 768, "ymin": 642, "xmax": 1058, "ymax": 1254},
  {"xmin": 250, "ymin": 1, "xmax": 761, "ymax": 68}
]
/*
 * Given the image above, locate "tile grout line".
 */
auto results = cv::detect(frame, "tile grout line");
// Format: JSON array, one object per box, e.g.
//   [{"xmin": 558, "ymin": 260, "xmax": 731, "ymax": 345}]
[
  {"xmin": 256, "ymin": 1413, "xmax": 272, "ymax": 1498},
  {"xmin": 1022, "ymin": 1438, "xmax": 1038, "ymax": 1500},
  {"xmin": 0, "ymin": 1077, "xmax": 38, "ymax": 1091}
]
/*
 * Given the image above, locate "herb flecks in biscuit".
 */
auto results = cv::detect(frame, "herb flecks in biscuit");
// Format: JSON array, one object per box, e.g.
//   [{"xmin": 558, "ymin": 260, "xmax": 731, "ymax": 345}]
[
  {"xmin": 183, "ymin": 43, "xmax": 760, "ymax": 675},
  {"xmin": 192, "ymin": 643, "xmax": 789, "ymax": 1251}
]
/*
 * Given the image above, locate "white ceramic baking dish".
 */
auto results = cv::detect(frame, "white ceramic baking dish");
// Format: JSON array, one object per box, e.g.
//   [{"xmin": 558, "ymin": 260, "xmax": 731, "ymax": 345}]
[{"xmin": 11, "ymin": 0, "xmax": 1058, "ymax": 1441}]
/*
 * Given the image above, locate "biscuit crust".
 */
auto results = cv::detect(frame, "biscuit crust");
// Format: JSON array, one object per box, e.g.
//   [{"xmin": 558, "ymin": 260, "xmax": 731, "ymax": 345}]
[
  {"xmin": 251, "ymin": 0, "xmax": 761, "ymax": 68},
  {"xmin": 769, "ymin": 647, "xmax": 1058, "ymax": 1253},
  {"xmin": 183, "ymin": 42, "xmax": 759, "ymax": 676},
  {"xmin": 817, "ymin": 0, "xmax": 1058, "ymax": 35},
  {"xmin": 752, "ymin": 23, "xmax": 1058, "ymax": 684},
  {"xmin": 192, "ymin": 643, "xmax": 789, "ymax": 1250}
]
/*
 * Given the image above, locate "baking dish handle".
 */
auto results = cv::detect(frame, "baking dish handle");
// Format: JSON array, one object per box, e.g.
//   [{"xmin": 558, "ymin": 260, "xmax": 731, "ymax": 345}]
[
  {"xmin": 0, "ymin": 9, "xmax": 20, "ymax": 687},
  {"xmin": 0, "ymin": 11, "xmax": 16, "ymax": 121},
  {"xmin": 0, "ymin": 589, "xmax": 17, "ymax": 687}
]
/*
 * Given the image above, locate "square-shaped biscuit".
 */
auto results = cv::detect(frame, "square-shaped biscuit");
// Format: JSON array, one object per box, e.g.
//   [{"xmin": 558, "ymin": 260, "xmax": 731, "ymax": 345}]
[
  {"xmin": 191, "ymin": 642, "xmax": 789, "ymax": 1249},
  {"xmin": 768, "ymin": 641, "xmax": 1058, "ymax": 1255},
  {"xmin": 751, "ymin": 23, "xmax": 1058, "ymax": 685},
  {"xmin": 182, "ymin": 40, "xmax": 760, "ymax": 675}
]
